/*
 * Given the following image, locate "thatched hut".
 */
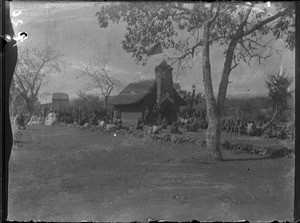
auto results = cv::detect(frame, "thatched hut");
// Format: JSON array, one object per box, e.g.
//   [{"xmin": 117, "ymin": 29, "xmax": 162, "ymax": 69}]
[{"xmin": 109, "ymin": 61, "xmax": 186, "ymax": 124}]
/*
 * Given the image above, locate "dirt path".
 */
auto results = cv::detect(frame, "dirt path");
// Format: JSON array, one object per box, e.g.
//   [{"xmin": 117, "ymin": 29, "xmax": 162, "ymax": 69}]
[{"xmin": 8, "ymin": 125, "xmax": 294, "ymax": 222}]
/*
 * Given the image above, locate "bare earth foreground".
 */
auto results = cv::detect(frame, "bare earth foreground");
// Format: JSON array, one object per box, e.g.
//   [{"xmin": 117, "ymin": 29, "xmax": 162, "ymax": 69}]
[{"xmin": 8, "ymin": 125, "xmax": 294, "ymax": 222}]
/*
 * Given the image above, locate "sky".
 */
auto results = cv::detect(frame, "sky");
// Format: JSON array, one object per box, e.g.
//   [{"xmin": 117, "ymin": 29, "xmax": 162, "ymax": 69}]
[{"xmin": 10, "ymin": 1, "xmax": 295, "ymax": 103}]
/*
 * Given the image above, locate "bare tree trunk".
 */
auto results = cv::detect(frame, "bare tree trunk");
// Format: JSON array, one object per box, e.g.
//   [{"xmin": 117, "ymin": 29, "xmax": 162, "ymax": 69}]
[
  {"xmin": 270, "ymin": 107, "xmax": 278, "ymax": 123},
  {"xmin": 25, "ymin": 99, "xmax": 35, "ymax": 118},
  {"xmin": 206, "ymin": 111, "xmax": 223, "ymax": 160},
  {"xmin": 104, "ymin": 96, "xmax": 108, "ymax": 117},
  {"xmin": 202, "ymin": 23, "xmax": 223, "ymax": 161}
]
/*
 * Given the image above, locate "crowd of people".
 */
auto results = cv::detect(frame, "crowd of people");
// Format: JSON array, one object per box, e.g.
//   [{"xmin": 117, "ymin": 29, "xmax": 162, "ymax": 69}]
[
  {"xmin": 135, "ymin": 111, "xmax": 208, "ymax": 136},
  {"xmin": 221, "ymin": 119, "xmax": 294, "ymax": 140},
  {"xmin": 12, "ymin": 108, "xmax": 294, "ymax": 141}
]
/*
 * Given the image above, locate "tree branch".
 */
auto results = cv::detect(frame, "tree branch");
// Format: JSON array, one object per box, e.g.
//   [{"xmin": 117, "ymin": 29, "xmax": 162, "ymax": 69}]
[
  {"xmin": 243, "ymin": 9, "xmax": 288, "ymax": 37},
  {"xmin": 206, "ymin": 4, "xmax": 220, "ymax": 25},
  {"xmin": 235, "ymin": 3, "xmax": 254, "ymax": 38}
]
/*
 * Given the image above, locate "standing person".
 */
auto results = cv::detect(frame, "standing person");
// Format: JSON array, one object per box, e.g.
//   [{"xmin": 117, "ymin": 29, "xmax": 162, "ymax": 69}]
[
  {"xmin": 136, "ymin": 117, "xmax": 144, "ymax": 130},
  {"xmin": 160, "ymin": 117, "xmax": 168, "ymax": 129},
  {"xmin": 153, "ymin": 121, "xmax": 163, "ymax": 134},
  {"xmin": 90, "ymin": 109, "xmax": 98, "ymax": 126},
  {"xmin": 115, "ymin": 109, "xmax": 121, "ymax": 121},
  {"xmin": 221, "ymin": 120, "xmax": 226, "ymax": 131},
  {"xmin": 143, "ymin": 106, "xmax": 149, "ymax": 125},
  {"xmin": 256, "ymin": 122, "xmax": 263, "ymax": 136},
  {"xmin": 226, "ymin": 120, "xmax": 231, "ymax": 134},
  {"xmin": 246, "ymin": 121, "xmax": 254, "ymax": 136},
  {"xmin": 234, "ymin": 119, "xmax": 240, "ymax": 135},
  {"xmin": 170, "ymin": 121, "xmax": 182, "ymax": 134},
  {"xmin": 151, "ymin": 105, "xmax": 158, "ymax": 124},
  {"xmin": 229, "ymin": 120, "xmax": 233, "ymax": 133},
  {"xmin": 252, "ymin": 120, "xmax": 257, "ymax": 136},
  {"xmin": 237, "ymin": 120, "xmax": 244, "ymax": 135}
]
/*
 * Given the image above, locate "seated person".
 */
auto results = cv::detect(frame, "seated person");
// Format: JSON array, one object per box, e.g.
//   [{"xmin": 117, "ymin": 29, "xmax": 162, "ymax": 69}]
[
  {"xmin": 152, "ymin": 121, "xmax": 163, "ymax": 134},
  {"xmin": 106, "ymin": 122, "xmax": 117, "ymax": 131},
  {"xmin": 107, "ymin": 119, "xmax": 113, "ymax": 124},
  {"xmin": 170, "ymin": 122, "xmax": 182, "ymax": 134},
  {"xmin": 136, "ymin": 117, "xmax": 144, "ymax": 130},
  {"xmin": 116, "ymin": 119, "xmax": 123, "ymax": 130},
  {"xmin": 65, "ymin": 116, "xmax": 73, "ymax": 124},
  {"xmin": 98, "ymin": 119, "xmax": 106, "ymax": 129},
  {"xmin": 191, "ymin": 119, "xmax": 199, "ymax": 132},
  {"xmin": 115, "ymin": 119, "xmax": 130, "ymax": 131},
  {"xmin": 146, "ymin": 124, "xmax": 153, "ymax": 134},
  {"xmin": 90, "ymin": 116, "xmax": 98, "ymax": 126},
  {"xmin": 79, "ymin": 114, "xmax": 88, "ymax": 126},
  {"xmin": 160, "ymin": 117, "xmax": 168, "ymax": 129}
]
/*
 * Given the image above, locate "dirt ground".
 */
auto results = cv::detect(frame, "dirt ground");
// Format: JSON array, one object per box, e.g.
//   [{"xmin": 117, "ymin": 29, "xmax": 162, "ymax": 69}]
[{"xmin": 8, "ymin": 125, "xmax": 294, "ymax": 222}]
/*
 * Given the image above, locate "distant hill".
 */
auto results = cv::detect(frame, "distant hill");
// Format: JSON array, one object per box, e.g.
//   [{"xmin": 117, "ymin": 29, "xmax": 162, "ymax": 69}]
[
  {"xmin": 225, "ymin": 96, "xmax": 270, "ymax": 110},
  {"xmin": 227, "ymin": 93, "xmax": 268, "ymax": 99}
]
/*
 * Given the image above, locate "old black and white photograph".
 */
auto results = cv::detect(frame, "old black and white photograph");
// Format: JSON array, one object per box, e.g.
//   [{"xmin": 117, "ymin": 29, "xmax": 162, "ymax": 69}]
[{"xmin": 2, "ymin": 1, "xmax": 296, "ymax": 222}]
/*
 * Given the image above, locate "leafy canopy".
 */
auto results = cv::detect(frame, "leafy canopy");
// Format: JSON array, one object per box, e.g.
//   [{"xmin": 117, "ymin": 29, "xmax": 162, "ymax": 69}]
[
  {"xmin": 96, "ymin": 2, "xmax": 294, "ymax": 72},
  {"xmin": 265, "ymin": 70, "xmax": 294, "ymax": 112}
]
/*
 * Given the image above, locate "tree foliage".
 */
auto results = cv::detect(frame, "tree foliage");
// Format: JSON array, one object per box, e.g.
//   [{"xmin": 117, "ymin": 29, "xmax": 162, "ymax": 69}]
[
  {"xmin": 69, "ymin": 91, "xmax": 106, "ymax": 117},
  {"xmin": 9, "ymin": 78, "xmax": 27, "ymax": 115},
  {"xmin": 265, "ymin": 70, "xmax": 293, "ymax": 121},
  {"xmin": 97, "ymin": 2, "xmax": 294, "ymax": 72},
  {"xmin": 173, "ymin": 82, "xmax": 206, "ymax": 116},
  {"xmin": 79, "ymin": 56, "xmax": 123, "ymax": 112},
  {"xmin": 13, "ymin": 46, "xmax": 63, "ymax": 115}
]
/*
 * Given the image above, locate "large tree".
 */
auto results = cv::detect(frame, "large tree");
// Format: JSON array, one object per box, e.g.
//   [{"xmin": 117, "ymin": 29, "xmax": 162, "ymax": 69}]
[
  {"xmin": 13, "ymin": 46, "xmax": 63, "ymax": 116},
  {"xmin": 79, "ymin": 56, "xmax": 123, "ymax": 114},
  {"xmin": 96, "ymin": 2, "xmax": 295, "ymax": 161}
]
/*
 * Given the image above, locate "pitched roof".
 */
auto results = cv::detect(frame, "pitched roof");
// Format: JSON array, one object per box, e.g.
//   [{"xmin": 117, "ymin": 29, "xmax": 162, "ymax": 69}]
[
  {"xmin": 173, "ymin": 90, "xmax": 188, "ymax": 106},
  {"xmin": 109, "ymin": 79, "xmax": 187, "ymax": 106},
  {"xmin": 109, "ymin": 79, "xmax": 156, "ymax": 105}
]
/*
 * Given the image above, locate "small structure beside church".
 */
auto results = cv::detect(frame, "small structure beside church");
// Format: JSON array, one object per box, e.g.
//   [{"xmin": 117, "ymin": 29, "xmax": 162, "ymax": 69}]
[
  {"xmin": 40, "ymin": 93, "xmax": 69, "ymax": 114},
  {"xmin": 52, "ymin": 93, "xmax": 69, "ymax": 113},
  {"xmin": 109, "ymin": 60, "xmax": 187, "ymax": 124}
]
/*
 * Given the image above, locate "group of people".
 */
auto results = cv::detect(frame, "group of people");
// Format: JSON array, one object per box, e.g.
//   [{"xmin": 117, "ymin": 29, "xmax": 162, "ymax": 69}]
[
  {"xmin": 28, "ymin": 113, "xmax": 44, "ymax": 125},
  {"xmin": 12, "ymin": 107, "xmax": 294, "ymax": 141},
  {"xmin": 135, "ymin": 111, "xmax": 294, "ymax": 141},
  {"xmin": 12, "ymin": 110, "xmax": 61, "ymax": 128},
  {"xmin": 50, "ymin": 109, "xmax": 131, "ymax": 133},
  {"xmin": 137, "ymin": 117, "xmax": 177, "ymax": 135},
  {"xmin": 142, "ymin": 105, "xmax": 159, "ymax": 126},
  {"xmin": 135, "ymin": 113, "xmax": 207, "ymax": 135},
  {"xmin": 221, "ymin": 119, "xmax": 292, "ymax": 140},
  {"xmin": 177, "ymin": 115, "xmax": 208, "ymax": 132}
]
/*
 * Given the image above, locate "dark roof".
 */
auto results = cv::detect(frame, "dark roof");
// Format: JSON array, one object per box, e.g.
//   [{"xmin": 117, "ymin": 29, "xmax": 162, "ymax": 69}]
[
  {"xmin": 173, "ymin": 89, "xmax": 188, "ymax": 106},
  {"xmin": 109, "ymin": 79, "xmax": 187, "ymax": 106},
  {"xmin": 109, "ymin": 79, "xmax": 156, "ymax": 105}
]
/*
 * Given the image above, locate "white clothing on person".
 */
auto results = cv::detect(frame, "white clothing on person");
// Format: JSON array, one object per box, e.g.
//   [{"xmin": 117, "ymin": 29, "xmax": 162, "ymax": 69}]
[
  {"xmin": 146, "ymin": 125, "xmax": 153, "ymax": 135},
  {"xmin": 98, "ymin": 120, "xmax": 106, "ymax": 129},
  {"xmin": 45, "ymin": 112, "xmax": 57, "ymax": 126},
  {"xmin": 28, "ymin": 115, "xmax": 39, "ymax": 125},
  {"xmin": 246, "ymin": 123, "xmax": 254, "ymax": 135},
  {"xmin": 152, "ymin": 125, "xmax": 162, "ymax": 134},
  {"xmin": 106, "ymin": 124, "xmax": 117, "ymax": 131}
]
